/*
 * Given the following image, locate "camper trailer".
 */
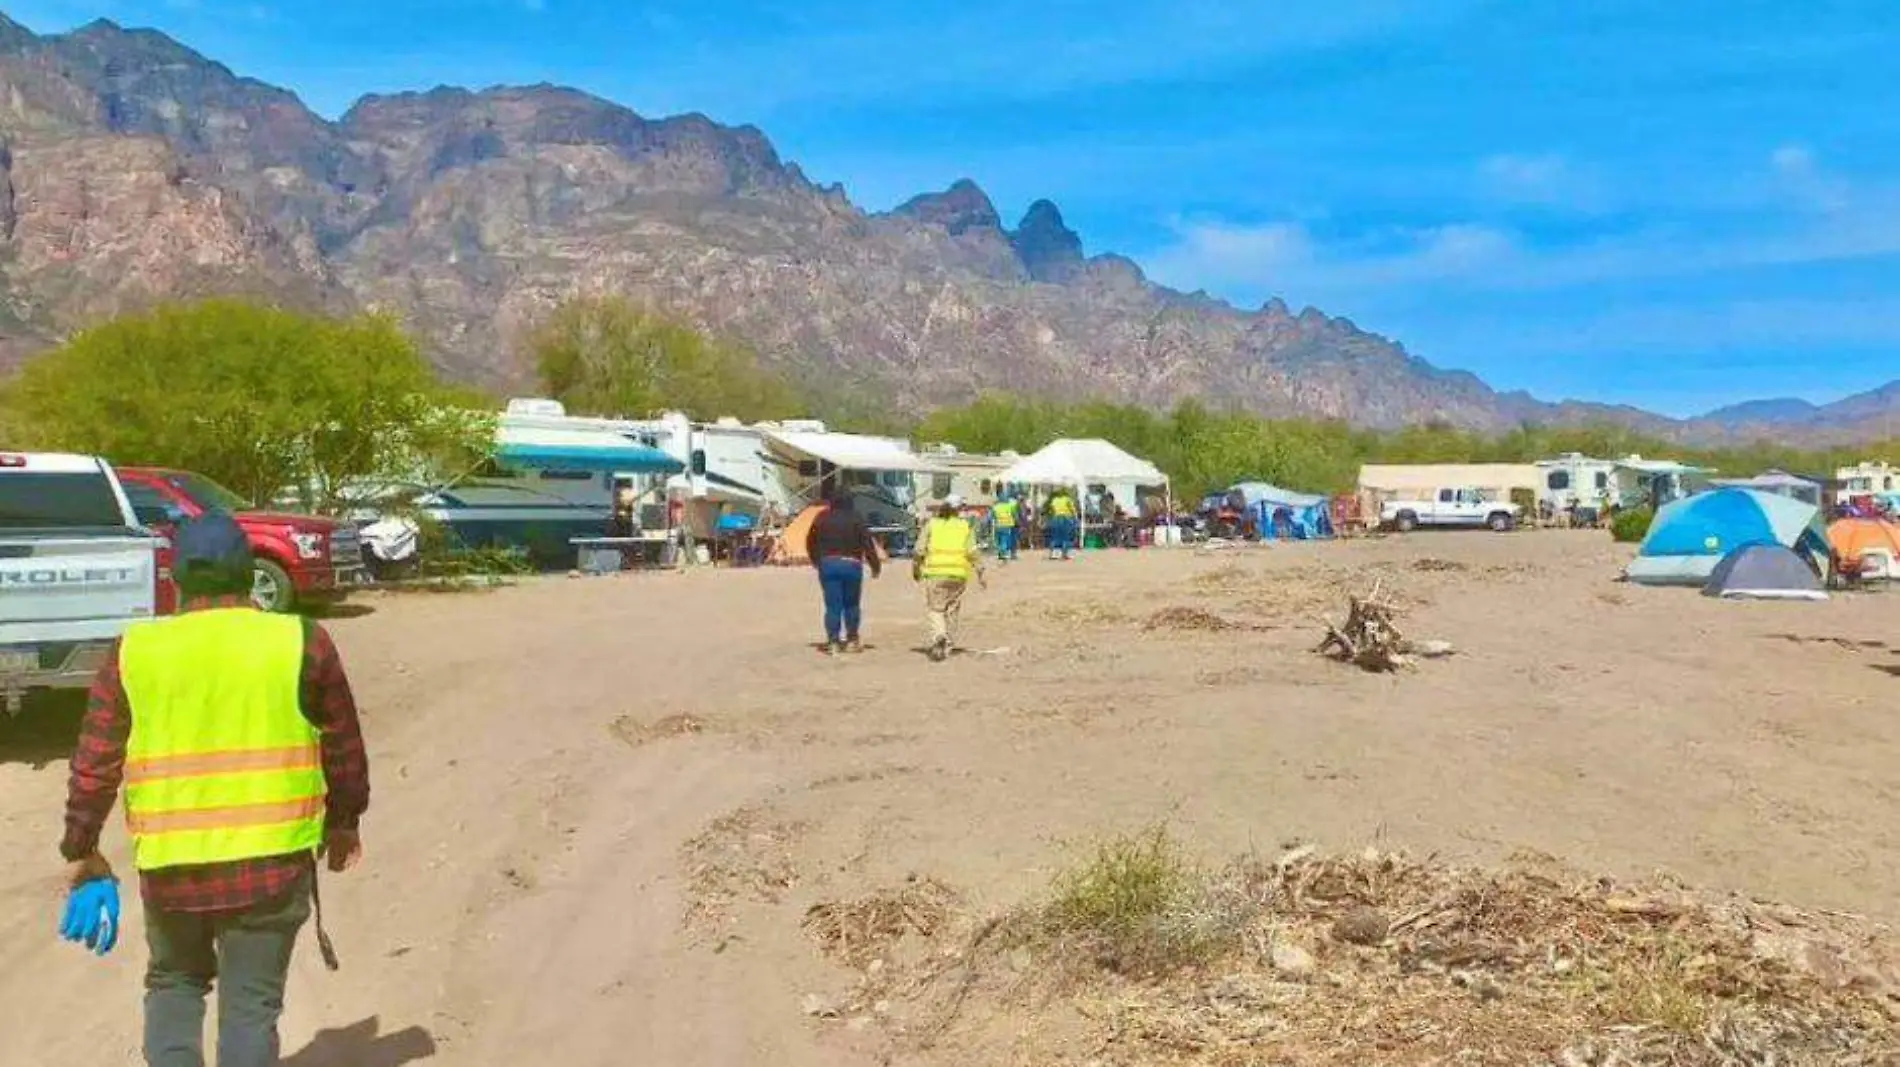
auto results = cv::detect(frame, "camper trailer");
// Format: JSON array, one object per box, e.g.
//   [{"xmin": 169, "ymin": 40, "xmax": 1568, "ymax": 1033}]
[
  {"xmin": 915, "ymin": 445, "xmax": 1021, "ymax": 512},
  {"xmin": 756, "ymin": 420, "xmax": 939, "ymax": 541},
  {"xmin": 1535, "ymin": 454, "xmax": 1618, "ymax": 512}
]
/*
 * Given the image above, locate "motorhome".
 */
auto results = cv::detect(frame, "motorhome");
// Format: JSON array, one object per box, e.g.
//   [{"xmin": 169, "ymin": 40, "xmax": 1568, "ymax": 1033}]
[
  {"xmin": 415, "ymin": 398, "xmax": 682, "ymax": 563},
  {"xmin": 1611, "ymin": 455, "xmax": 1711, "ymax": 510}
]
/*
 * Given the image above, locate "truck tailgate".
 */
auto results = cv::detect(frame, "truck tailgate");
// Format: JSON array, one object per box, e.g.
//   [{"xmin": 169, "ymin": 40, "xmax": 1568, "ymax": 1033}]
[{"xmin": 0, "ymin": 534, "xmax": 158, "ymax": 645}]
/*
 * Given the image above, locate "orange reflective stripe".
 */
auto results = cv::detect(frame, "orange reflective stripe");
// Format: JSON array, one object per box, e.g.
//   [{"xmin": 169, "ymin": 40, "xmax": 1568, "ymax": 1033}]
[
  {"xmin": 125, "ymin": 745, "xmax": 320, "ymax": 786},
  {"xmin": 125, "ymin": 795, "xmax": 324, "ymax": 836}
]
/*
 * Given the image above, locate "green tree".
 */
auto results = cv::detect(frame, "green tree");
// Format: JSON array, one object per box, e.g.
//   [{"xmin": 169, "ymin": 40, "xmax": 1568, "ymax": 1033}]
[
  {"xmin": 529, "ymin": 296, "xmax": 801, "ymax": 421},
  {"xmin": 1, "ymin": 299, "xmax": 493, "ymax": 512}
]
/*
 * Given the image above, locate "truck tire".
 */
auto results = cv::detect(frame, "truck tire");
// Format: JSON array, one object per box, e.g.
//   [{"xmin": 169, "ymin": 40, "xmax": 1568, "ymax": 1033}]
[
  {"xmin": 1393, "ymin": 511, "xmax": 1419, "ymax": 533},
  {"xmin": 1487, "ymin": 511, "xmax": 1515, "ymax": 533},
  {"xmin": 251, "ymin": 558, "xmax": 297, "ymax": 613}
]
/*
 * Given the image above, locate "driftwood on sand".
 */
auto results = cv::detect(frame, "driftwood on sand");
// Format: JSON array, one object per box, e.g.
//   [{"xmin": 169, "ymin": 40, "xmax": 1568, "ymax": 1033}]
[{"xmin": 1314, "ymin": 579, "xmax": 1450, "ymax": 672}]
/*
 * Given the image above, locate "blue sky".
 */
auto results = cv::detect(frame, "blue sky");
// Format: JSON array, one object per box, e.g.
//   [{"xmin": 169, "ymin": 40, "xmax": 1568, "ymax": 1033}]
[{"xmin": 9, "ymin": 0, "xmax": 1899, "ymax": 416}]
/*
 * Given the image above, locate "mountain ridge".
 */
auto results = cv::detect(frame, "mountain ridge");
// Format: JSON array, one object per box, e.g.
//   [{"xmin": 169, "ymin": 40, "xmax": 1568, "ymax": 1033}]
[{"xmin": 0, "ymin": 12, "xmax": 1894, "ymax": 444}]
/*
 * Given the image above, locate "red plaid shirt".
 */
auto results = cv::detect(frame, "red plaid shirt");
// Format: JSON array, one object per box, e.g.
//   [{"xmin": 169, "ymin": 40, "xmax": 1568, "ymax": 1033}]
[{"xmin": 62, "ymin": 596, "xmax": 371, "ymax": 913}]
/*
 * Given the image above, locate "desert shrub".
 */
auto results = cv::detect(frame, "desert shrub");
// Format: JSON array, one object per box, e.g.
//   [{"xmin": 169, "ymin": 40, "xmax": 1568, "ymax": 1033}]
[
  {"xmin": 1023, "ymin": 825, "xmax": 1254, "ymax": 978},
  {"xmin": 1610, "ymin": 507, "xmax": 1655, "ymax": 543}
]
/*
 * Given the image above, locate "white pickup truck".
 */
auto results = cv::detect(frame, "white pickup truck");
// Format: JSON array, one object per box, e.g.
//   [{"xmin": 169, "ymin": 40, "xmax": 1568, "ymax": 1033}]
[
  {"xmin": 0, "ymin": 452, "xmax": 162, "ymax": 715},
  {"xmin": 1382, "ymin": 488, "xmax": 1522, "ymax": 533}
]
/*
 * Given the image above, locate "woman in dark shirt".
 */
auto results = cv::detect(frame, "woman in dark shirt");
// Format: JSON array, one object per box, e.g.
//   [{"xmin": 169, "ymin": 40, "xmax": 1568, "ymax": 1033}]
[{"xmin": 805, "ymin": 493, "xmax": 882, "ymax": 654}]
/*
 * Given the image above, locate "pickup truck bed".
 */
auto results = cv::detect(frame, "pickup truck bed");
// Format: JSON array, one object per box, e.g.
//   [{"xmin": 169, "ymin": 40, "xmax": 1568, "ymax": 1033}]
[{"xmin": 0, "ymin": 454, "xmax": 159, "ymax": 713}]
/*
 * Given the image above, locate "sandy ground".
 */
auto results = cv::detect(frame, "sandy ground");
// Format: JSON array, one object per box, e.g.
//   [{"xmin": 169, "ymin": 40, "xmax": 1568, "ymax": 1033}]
[{"xmin": 3, "ymin": 530, "xmax": 1898, "ymax": 1065}]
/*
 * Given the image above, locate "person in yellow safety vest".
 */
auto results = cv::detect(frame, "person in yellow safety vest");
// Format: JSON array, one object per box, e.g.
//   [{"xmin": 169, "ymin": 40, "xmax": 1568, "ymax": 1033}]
[
  {"xmin": 912, "ymin": 494, "xmax": 986, "ymax": 662},
  {"xmin": 1046, "ymin": 487, "xmax": 1080, "ymax": 560},
  {"xmin": 991, "ymin": 494, "xmax": 1021, "ymax": 562},
  {"xmin": 58, "ymin": 511, "xmax": 371, "ymax": 1067}
]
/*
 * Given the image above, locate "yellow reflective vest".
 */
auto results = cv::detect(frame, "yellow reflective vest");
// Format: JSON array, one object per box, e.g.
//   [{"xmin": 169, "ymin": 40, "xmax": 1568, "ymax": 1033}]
[
  {"xmin": 1049, "ymin": 495, "xmax": 1078, "ymax": 519},
  {"xmin": 992, "ymin": 500, "xmax": 1019, "ymax": 528},
  {"xmin": 920, "ymin": 517, "xmax": 976, "ymax": 582},
  {"xmin": 119, "ymin": 609, "xmax": 325, "ymax": 871}
]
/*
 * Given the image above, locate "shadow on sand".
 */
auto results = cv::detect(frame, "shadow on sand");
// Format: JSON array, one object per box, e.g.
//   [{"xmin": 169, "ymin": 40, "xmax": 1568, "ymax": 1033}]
[{"xmin": 284, "ymin": 1017, "xmax": 437, "ymax": 1067}]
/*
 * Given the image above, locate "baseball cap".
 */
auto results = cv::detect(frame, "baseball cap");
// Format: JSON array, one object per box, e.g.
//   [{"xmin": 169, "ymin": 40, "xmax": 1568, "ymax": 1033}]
[
  {"xmin": 174, "ymin": 511, "xmax": 254, "ymax": 574},
  {"xmin": 943, "ymin": 494, "xmax": 964, "ymax": 509}
]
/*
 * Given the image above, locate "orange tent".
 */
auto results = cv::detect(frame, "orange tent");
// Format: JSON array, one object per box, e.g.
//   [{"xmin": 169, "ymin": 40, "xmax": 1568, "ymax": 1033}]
[
  {"xmin": 771, "ymin": 502, "xmax": 891, "ymax": 566},
  {"xmin": 773, "ymin": 503, "xmax": 827, "ymax": 565},
  {"xmin": 1827, "ymin": 517, "xmax": 1900, "ymax": 578}
]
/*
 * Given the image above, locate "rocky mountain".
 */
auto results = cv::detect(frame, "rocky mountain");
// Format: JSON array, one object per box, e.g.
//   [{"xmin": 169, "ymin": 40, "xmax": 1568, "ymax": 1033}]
[
  {"xmin": 1699, "ymin": 384, "xmax": 1900, "ymax": 442},
  {"xmin": 0, "ymin": 13, "xmax": 1892, "ymax": 444}
]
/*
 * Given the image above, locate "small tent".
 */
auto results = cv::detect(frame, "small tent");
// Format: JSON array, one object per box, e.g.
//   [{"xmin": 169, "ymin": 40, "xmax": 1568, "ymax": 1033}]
[
  {"xmin": 1827, "ymin": 517, "xmax": 1900, "ymax": 580},
  {"xmin": 1626, "ymin": 488, "xmax": 1826, "ymax": 585},
  {"xmin": 1702, "ymin": 544, "xmax": 1826, "ymax": 601}
]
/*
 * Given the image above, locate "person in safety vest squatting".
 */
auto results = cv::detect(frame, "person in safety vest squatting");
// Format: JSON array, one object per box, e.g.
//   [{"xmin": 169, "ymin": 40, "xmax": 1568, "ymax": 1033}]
[
  {"xmin": 912, "ymin": 494, "xmax": 987, "ymax": 662},
  {"xmin": 58, "ymin": 510, "xmax": 371, "ymax": 1067}
]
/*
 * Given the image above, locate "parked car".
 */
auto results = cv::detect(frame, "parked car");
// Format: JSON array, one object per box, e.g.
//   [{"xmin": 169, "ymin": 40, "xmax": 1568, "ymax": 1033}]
[
  {"xmin": 1382, "ymin": 488, "xmax": 1522, "ymax": 533},
  {"xmin": 0, "ymin": 452, "xmax": 162, "ymax": 715},
  {"xmin": 117, "ymin": 467, "xmax": 362, "ymax": 613}
]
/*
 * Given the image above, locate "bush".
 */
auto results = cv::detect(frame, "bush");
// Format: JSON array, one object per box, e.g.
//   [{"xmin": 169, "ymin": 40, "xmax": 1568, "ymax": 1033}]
[
  {"xmin": 1024, "ymin": 825, "xmax": 1254, "ymax": 978},
  {"xmin": 1610, "ymin": 508, "xmax": 1655, "ymax": 543}
]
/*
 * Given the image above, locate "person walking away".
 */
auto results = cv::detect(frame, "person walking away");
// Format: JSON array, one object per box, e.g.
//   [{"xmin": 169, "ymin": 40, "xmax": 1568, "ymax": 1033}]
[
  {"xmin": 1047, "ymin": 488, "xmax": 1079, "ymax": 560},
  {"xmin": 805, "ymin": 492, "xmax": 882, "ymax": 655},
  {"xmin": 913, "ymin": 495, "xmax": 986, "ymax": 662},
  {"xmin": 991, "ymin": 494, "xmax": 1021, "ymax": 562},
  {"xmin": 58, "ymin": 511, "xmax": 370, "ymax": 1067}
]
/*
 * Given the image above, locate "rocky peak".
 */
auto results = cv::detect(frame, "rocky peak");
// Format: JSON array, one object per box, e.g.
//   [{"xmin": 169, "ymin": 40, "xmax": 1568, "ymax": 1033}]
[
  {"xmin": 60, "ymin": 18, "xmax": 224, "ymax": 71},
  {"xmin": 1010, "ymin": 198, "xmax": 1084, "ymax": 282},
  {"xmin": 892, "ymin": 178, "xmax": 1002, "ymax": 236},
  {"xmin": 0, "ymin": 12, "xmax": 38, "ymax": 52},
  {"xmin": 1261, "ymin": 296, "xmax": 1291, "ymax": 318}
]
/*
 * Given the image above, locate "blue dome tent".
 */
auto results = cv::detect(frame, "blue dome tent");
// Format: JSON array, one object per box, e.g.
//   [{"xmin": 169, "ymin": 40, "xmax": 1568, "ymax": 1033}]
[{"xmin": 1626, "ymin": 488, "xmax": 1827, "ymax": 585}]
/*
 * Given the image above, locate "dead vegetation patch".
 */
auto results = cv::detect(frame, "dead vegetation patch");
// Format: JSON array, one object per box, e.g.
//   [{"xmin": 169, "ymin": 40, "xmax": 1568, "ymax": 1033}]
[
  {"xmin": 608, "ymin": 712, "xmax": 706, "ymax": 748},
  {"xmin": 681, "ymin": 805, "xmax": 806, "ymax": 933},
  {"xmin": 816, "ymin": 830, "xmax": 1900, "ymax": 1066},
  {"xmin": 1042, "ymin": 600, "xmax": 1133, "ymax": 627},
  {"xmin": 1411, "ymin": 558, "xmax": 1469, "ymax": 573},
  {"xmin": 1144, "ymin": 607, "xmax": 1240, "ymax": 633},
  {"xmin": 803, "ymin": 877, "xmax": 960, "ymax": 968}
]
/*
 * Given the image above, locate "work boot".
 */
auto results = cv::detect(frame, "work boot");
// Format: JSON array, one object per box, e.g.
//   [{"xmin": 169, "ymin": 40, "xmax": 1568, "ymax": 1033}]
[
  {"xmin": 928, "ymin": 637, "xmax": 949, "ymax": 662},
  {"xmin": 826, "ymin": 640, "xmax": 843, "ymax": 657},
  {"xmin": 844, "ymin": 636, "xmax": 864, "ymax": 654}
]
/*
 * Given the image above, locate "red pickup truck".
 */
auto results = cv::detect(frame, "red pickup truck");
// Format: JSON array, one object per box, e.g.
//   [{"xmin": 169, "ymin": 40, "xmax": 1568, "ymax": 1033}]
[{"xmin": 117, "ymin": 467, "xmax": 362, "ymax": 613}]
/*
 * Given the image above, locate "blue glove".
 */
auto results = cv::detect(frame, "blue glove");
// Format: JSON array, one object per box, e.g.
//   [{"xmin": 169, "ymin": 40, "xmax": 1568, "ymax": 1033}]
[{"xmin": 59, "ymin": 877, "xmax": 121, "ymax": 956}]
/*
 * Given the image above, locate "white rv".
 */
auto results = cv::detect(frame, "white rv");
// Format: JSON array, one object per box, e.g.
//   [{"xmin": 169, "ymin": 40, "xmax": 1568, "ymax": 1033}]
[
  {"xmin": 755, "ymin": 420, "xmax": 939, "ymax": 539},
  {"xmin": 1535, "ymin": 454, "xmax": 1618, "ymax": 512},
  {"xmin": 415, "ymin": 399, "xmax": 683, "ymax": 563}
]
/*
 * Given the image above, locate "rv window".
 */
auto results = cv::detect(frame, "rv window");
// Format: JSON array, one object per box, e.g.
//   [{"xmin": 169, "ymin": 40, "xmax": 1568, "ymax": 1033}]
[
  {"xmin": 931, "ymin": 474, "xmax": 953, "ymax": 497},
  {"xmin": 797, "ymin": 460, "xmax": 820, "ymax": 478},
  {"xmin": 880, "ymin": 471, "xmax": 908, "ymax": 489},
  {"xmin": 537, "ymin": 469, "xmax": 595, "ymax": 482},
  {"xmin": 691, "ymin": 450, "xmax": 707, "ymax": 475},
  {"xmin": 1595, "ymin": 471, "xmax": 1610, "ymax": 489},
  {"xmin": 1546, "ymin": 471, "xmax": 1571, "ymax": 491},
  {"xmin": 473, "ymin": 459, "xmax": 521, "ymax": 479}
]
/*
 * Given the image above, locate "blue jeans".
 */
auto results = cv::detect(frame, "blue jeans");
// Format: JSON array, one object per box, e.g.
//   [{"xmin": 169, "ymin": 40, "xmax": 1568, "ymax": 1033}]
[
  {"xmin": 1048, "ymin": 517, "xmax": 1077, "ymax": 553},
  {"xmin": 995, "ymin": 527, "xmax": 1018, "ymax": 559},
  {"xmin": 818, "ymin": 557, "xmax": 864, "ymax": 643}
]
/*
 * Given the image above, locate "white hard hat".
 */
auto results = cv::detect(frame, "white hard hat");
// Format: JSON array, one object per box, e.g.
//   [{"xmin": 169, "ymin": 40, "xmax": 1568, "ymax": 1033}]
[{"xmin": 943, "ymin": 494, "xmax": 964, "ymax": 509}]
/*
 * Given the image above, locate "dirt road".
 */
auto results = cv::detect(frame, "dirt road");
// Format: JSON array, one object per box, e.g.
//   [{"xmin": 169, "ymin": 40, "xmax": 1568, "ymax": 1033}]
[{"xmin": 3, "ymin": 531, "xmax": 1897, "ymax": 1065}]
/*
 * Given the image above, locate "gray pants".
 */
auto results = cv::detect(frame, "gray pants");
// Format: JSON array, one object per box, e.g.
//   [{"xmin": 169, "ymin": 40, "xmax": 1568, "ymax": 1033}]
[{"xmin": 144, "ymin": 875, "xmax": 311, "ymax": 1067}]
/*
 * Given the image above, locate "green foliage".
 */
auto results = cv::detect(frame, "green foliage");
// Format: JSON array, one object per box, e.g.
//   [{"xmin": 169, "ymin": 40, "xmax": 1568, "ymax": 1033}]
[
  {"xmin": 530, "ymin": 296, "xmax": 801, "ymax": 421},
  {"xmin": 1610, "ymin": 508, "xmax": 1655, "ymax": 543},
  {"xmin": 919, "ymin": 394, "xmax": 1898, "ymax": 501},
  {"xmin": 0, "ymin": 299, "xmax": 492, "ymax": 512},
  {"xmin": 1026, "ymin": 825, "xmax": 1253, "ymax": 977}
]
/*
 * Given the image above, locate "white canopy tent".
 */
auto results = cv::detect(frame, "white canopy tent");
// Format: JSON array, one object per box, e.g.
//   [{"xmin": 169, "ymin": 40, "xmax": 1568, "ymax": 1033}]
[{"xmin": 996, "ymin": 438, "xmax": 1174, "ymax": 545}]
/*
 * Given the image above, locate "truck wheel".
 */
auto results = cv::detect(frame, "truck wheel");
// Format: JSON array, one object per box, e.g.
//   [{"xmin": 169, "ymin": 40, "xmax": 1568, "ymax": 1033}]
[
  {"xmin": 251, "ymin": 559, "xmax": 297, "ymax": 613},
  {"xmin": 1394, "ymin": 511, "xmax": 1418, "ymax": 533},
  {"xmin": 1487, "ymin": 512, "xmax": 1515, "ymax": 533}
]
